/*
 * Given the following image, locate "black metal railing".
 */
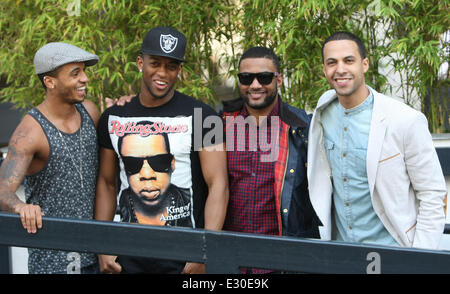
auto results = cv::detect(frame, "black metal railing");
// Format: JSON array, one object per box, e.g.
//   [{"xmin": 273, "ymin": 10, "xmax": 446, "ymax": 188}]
[
  {"xmin": 436, "ymin": 146, "xmax": 450, "ymax": 175},
  {"xmin": 1, "ymin": 212, "xmax": 450, "ymax": 274}
]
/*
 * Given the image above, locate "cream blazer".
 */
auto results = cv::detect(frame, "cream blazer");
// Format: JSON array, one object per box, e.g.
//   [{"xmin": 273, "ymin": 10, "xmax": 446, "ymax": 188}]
[{"xmin": 307, "ymin": 86, "xmax": 447, "ymax": 249}]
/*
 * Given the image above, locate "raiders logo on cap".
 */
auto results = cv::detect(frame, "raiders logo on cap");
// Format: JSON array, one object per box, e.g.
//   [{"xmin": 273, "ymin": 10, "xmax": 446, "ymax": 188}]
[{"xmin": 160, "ymin": 34, "xmax": 178, "ymax": 54}]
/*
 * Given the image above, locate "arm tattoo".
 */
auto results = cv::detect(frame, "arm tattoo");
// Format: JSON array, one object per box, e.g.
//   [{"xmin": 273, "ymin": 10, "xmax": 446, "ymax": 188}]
[{"xmin": 0, "ymin": 130, "xmax": 34, "ymax": 212}]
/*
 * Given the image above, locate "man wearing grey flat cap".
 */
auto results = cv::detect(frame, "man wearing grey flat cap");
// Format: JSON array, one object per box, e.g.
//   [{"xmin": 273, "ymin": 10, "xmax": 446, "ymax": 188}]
[
  {"xmin": 96, "ymin": 26, "xmax": 229, "ymax": 274},
  {"xmin": 0, "ymin": 42, "xmax": 101, "ymax": 274}
]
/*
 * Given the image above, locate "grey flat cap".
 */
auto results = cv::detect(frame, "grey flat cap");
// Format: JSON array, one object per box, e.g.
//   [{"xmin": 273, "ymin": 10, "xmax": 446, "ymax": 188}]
[{"xmin": 34, "ymin": 42, "xmax": 99, "ymax": 74}]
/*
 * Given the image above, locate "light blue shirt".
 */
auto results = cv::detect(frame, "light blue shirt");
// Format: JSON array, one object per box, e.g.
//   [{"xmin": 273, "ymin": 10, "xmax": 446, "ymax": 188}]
[{"xmin": 321, "ymin": 90, "xmax": 398, "ymax": 246}]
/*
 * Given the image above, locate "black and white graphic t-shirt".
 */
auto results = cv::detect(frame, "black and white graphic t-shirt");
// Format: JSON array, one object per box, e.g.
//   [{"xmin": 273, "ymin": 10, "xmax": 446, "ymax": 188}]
[{"xmin": 97, "ymin": 91, "xmax": 219, "ymax": 273}]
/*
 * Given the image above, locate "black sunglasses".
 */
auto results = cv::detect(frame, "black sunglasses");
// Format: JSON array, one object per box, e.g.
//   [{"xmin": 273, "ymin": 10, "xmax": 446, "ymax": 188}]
[
  {"xmin": 237, "ymin": 72, "xmax": 280, "ymax": 85},
  {"xmin": 122, "ymin": 153, "xmax": 174, "ymax": 175}
]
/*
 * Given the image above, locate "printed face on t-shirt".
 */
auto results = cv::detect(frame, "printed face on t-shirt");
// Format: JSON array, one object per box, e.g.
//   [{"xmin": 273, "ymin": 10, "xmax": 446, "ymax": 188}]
[{"xmin": 120, "ymin": 133, "xmax": 175, "ymax": 207}]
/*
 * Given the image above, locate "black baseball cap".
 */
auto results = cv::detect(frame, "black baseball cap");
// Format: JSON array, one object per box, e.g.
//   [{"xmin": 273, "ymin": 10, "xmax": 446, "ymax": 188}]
[{"xmin": 140, "ymin": 26, "xmax": 186, "ymax": 62}]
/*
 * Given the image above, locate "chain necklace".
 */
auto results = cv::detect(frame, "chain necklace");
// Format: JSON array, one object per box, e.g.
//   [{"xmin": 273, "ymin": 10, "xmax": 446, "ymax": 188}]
[
  {"xmin": 41, "ymin": 102, "xmax": 84, "ymax": 189},
  {"xmin": 57, "ymin": 126, "xmax": 83, "ymax": 189}
]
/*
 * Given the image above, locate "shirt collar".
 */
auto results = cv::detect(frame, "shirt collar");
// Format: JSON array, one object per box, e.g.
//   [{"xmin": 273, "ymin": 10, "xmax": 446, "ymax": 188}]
[{"xmin": 337, "ymin": 88, "xmax": 374, "ymax": 116}]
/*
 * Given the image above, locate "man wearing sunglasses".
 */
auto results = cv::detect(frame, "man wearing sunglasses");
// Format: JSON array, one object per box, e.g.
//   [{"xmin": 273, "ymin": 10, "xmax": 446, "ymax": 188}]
[
  {"xmin": 221, "ymin": 46, "xmax": 321, "ymax": 274},
  {"xmin": 95, "ymin": 26, "xmax": 228, "ymax": 274},
  {"xmin": 117, "ymin": 121, "xmax": 191, "ymax": 227}
]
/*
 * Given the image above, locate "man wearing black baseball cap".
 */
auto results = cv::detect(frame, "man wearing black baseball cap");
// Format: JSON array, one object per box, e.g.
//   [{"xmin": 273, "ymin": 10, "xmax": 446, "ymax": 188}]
[
  {"xmin": 0, "ymin": 42, "xmax": 101, "ymax": 274},
  {"xmin": 140, "ymin": 26, "xmax": 186, "ymax": 62},
  {"xmin": 95, "ymin": 26, "xmax": 229, "ymax": 274},
  {"xmin": 136, "ymin": 26, "xmax": 187, "ymax": 105}
]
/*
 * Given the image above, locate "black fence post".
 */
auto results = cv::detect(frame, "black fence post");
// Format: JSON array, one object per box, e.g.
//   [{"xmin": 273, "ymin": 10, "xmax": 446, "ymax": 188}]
[
  {"xmin": 0, "ymin": 245, "xmax": 10, "ymax": 274},
  {"xmin": 205, "ymin": 230, "xmax": 240, "ymax": 274}
]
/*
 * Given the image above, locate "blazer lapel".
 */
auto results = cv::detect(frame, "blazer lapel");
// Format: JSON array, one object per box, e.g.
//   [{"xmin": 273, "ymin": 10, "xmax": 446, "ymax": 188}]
[{"xmin": 366, "ymin": 92, "xmax": 387, "ymax": 197}]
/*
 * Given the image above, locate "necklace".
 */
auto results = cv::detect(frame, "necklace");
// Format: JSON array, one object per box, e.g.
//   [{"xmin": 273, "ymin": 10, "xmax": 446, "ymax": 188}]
[
  {"xmin": 57, "ymin": 126, "xmax": 83, "ymax": 189},
  {"xmin": 40, "ymin": 102, "xmax": 84, "ymax": 189}
]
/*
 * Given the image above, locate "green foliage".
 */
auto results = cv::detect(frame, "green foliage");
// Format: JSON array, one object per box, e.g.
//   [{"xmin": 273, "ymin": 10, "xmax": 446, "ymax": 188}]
[
  {"xmin": 0, "ymin": 0, "xmax": 448, "ymax": 132},
  {"xmin": 0, "ymin": 0, "xmax": 234, "ymax": 110}
]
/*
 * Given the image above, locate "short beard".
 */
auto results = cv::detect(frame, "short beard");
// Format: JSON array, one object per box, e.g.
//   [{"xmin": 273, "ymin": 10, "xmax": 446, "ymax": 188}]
[
  {"xmin": 241, "ymin": 86, "xmax": 278, "ymax": 110},
  {"xmin": 58, "ymin": 88, "xmax": 85, "ymax": 104}
]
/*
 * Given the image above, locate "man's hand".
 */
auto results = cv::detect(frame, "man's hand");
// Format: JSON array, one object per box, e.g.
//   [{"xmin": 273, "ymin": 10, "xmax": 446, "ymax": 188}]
[
  {"xmin": 98, "ymin": 254, "xmax": 122, "ymax": 274},
  {"xmin": 13, "ymin": 202, "xmax": 43, "ymax": 234},
  {"xmin": 182, "ymin": 262, "xmax": 206, "ymax": 274},
  {"xmin": 105, "ymin": 94, "xmax": 134, "ymax": 108}
]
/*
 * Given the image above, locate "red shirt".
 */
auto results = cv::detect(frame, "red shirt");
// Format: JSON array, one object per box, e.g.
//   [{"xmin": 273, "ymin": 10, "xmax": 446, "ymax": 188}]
[
  {"xmin": 223, "ymin": 101, "xmax": 281, "ymax": 274},
  {"xmin": 224, "ymin": 101, "xmax": 280, "ymax": 234}
]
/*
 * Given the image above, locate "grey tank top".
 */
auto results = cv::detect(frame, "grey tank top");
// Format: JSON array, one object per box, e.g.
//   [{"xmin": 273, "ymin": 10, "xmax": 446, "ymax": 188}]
[{"xmin": 24, "ymin": 103, "xmax": 98, "ymax": 274}]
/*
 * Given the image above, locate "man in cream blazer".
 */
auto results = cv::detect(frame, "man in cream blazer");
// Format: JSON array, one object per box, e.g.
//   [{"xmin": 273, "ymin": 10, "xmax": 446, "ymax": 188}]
[{"xmin": 308, "ymin": 31, "xmax": 447, "ymax": 250}]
